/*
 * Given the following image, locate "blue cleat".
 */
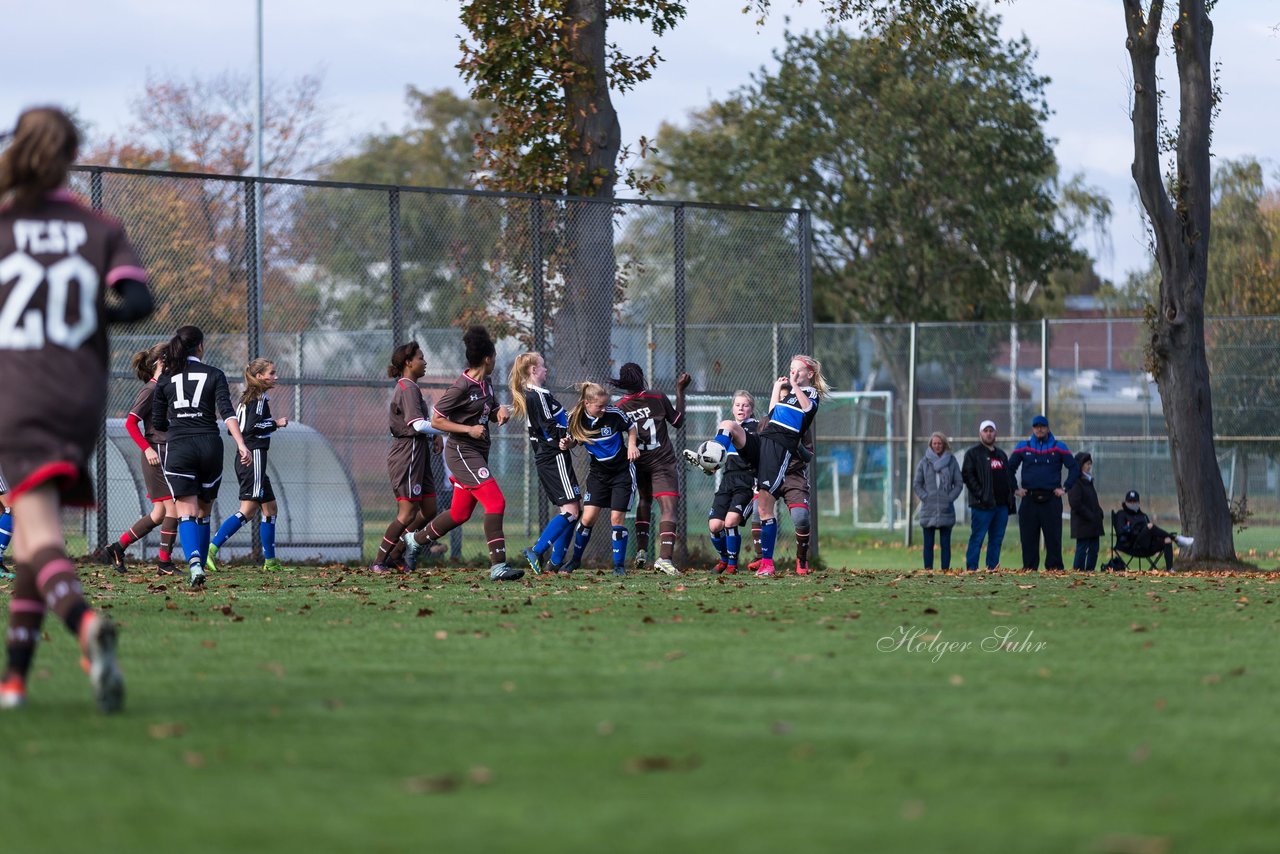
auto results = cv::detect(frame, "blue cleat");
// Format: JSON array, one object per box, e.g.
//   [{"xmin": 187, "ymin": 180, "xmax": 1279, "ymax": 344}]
[{"xmin": 522, "ymin": 547, "xmax": 544, "ymax": 575}]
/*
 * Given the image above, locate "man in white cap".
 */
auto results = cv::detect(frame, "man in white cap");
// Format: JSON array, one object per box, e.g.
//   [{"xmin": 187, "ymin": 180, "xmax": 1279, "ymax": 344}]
[{"xmin": 960, "ymin": 420, "xmax": 1015, "ymax": 571}]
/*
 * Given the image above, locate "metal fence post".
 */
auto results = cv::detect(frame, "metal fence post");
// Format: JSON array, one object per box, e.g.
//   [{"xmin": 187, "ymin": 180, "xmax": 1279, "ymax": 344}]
[
  {"xmin": 903, "ymin": 322, "xmax": 918, "ymax": 547},
  {"xmin": 1041, "ymin": 317, "xmax": 1049, "ymax": 419},
  {"xmin": 91, "ymin": 170, "xmax": 108, "ymax": 555},
  {"xmin": 799, "ymin": 208, "xmax": 818, "ymax": 560},
  {"xmin": 531, "ymin": 199, "xmax": 548, "ymax": 533},
  {"xmin": 244, "ymin": 178, "xmax": 264, "ymax": 560},
  {"xmin": 674, "ymin": 204, "xmax": 688, "ymax": 567},
  {"xmin": 389, "ymin": 188, "xmax": 404, "ymax": 347}
]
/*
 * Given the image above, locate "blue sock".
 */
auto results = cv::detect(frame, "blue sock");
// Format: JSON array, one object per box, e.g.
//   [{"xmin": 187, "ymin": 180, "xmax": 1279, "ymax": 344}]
[
  {"xmin": 179, "ymin": 516, "xmax": 201, "ymax": 567},
  {"xmin": 551, "ymin": 516, "xmax": 577, "ymax": 565},
  {"xmin": 535, "ymin": 512, "xmax": 574, "ymax": 555},
  {"xmin": 726, "ymin": 526, "xmax": 741, "ymax": 567},
  {"xmin": 213, "ymin": 512, "xmax": 246, "ymax": 548},
  {"xmin": 761, "ymin": 518, "xmax": 778, "ymax": 560},
  {"xmin": 611, "ymin": 526, "xmax": 629, "ymax": 569},
  {"xmin": 571, "ymin": 523, "xmax": 592, "ymax": 563},
  {"xmin": 713, "ymin": 431, "xmax": 733, "ymax": 452},
  {"xmin": 260, "ymin": 516, "xmax": 276, "ymax": 560},
  {"xmin": 0, "ymin": 510, "xmax": 12, "ymax": 555},
  {"xmin": 710, "ymin": 531, "xmax": 727, "ymax": 560},
  {"xmin": 198, "ymin": 517, "xmax": 212, "ymax": 563}
]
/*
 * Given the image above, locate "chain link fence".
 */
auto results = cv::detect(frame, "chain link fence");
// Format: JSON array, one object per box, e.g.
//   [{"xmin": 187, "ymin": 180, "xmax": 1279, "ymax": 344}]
[{"xmin": 62, "ymin": 166, "xmax": 813, "ymax": 566}]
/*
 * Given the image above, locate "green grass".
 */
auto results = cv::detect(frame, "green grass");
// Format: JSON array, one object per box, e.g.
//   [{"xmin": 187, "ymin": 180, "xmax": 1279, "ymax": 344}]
[{"xmin": 4, "ymin": 558, "xmax": 1280, "ymax": 852}]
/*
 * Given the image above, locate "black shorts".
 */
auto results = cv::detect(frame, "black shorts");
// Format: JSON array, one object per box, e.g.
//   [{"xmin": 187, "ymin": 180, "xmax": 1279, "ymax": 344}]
[
  {"xmin": 163, "ymin": 433, "xmax": 224, "ymax": 502},
  {"xmin": 739, "ymin": 433, "xmax": 794, "ymax": 498},
  {"xmin": 584, "ymin": 461, "xmax": 635, "ymax": 512},
  {"xmin": 235, "ymin": 447, "xmax": 275, "ymax": 502},
  {"xmin": 535, "ymin": 450, "xmax": 580, "ymax": 506},
  {"xmin": 709, "ymin": 473, "xmax": 755, "ymax": 522}
]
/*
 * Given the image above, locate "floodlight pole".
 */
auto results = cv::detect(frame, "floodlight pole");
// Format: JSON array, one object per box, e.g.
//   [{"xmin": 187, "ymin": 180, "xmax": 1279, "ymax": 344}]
[{"xmin": 250, "ymin": 0, "xmax": 265, "ymax": 360}]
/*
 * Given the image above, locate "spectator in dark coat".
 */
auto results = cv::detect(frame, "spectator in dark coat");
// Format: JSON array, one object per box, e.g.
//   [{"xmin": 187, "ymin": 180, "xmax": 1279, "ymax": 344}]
[
  {"xmin": 1066, "ymin": 451, "xmax": 1103, "ymax": 571},
  {"xmin": 914, "ymin": 432, "xmax": 964, "ymax": 569},
  {"xmin": 1009, "ymin": 413, "xmax": 1079, "ymax": 570},
  {"xmin": 1114, "ymin": 490, "xmax": 1195, "ymax": 572},
  {"xmin": 961, "ymin": 420, "xmax": 1015, "ymax": 571}
]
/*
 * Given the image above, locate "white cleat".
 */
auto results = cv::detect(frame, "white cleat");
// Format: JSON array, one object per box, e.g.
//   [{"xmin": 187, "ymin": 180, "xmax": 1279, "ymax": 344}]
[
  {"xmin": 1175, "ymin": 535, "xmax": 1195, "ymax": 548},
  {"xmin": 653, "ymin": 558, "xmax": 680, "ymax": 577},
  {"xmin": 80, "ymin": 613, "xmax": 125, "ymax": 714},
  {"xmin": 401, "ymin": 530, "xmax": 422, "ymax": 570}
]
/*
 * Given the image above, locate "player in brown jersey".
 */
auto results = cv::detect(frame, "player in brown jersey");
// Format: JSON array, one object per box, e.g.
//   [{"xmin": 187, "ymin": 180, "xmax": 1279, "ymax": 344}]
[
  {"xmin": 684, "ymin": 355, "xmax": 830, "ymax": 577},
  {"xmin": 0, "ymin": 107, "xmax": 155, "ymax": 713},
  {"xmin": 509, "ymin": 351, "xmax": 581, "ymax": 574},
  {"xmin": 402, "ymin": 327, "xmax": 523, "ymax": 581},
  {"xmin": 611, "ymin": 363, "xmax": 690, "ymax": 576},
  {"xmin": 371, "ymin": 341, "xmax": 441, "ymax": 571},
  {"xmin": 103, "ymin": 343, "xmax": 179, "ymax": 576}
]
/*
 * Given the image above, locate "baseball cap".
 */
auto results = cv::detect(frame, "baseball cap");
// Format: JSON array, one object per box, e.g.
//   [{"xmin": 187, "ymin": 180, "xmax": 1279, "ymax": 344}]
[
  {"xmin": 979, "ymin": 420, "xmax": 996, "ymax": 432},
  {"xmin": 1125, "ymin": 490, "xmax": 1140, "ymax": 503},
  {"xmin": 1031, "ymin": 414, "xmax": 1049, "ymax": 427}
]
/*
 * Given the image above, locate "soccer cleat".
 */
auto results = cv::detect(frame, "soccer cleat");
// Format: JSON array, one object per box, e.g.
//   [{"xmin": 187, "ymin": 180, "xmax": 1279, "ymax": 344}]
[
  {"xmin": 79, "ymin": 613, "xmax": 125, "ymax": 714},
  {"xmin": 370, "ymin": 563, "xmax": 391, "ymax": 573},
  {"xmin": 204, "ymin": 543, "xmax": 219, "ymax": 573},
  {"xmin": 747, "ymin": 557, "xmax": 764, "ymax": 573},
  {"xmin": 613, "ymin": 566, "xmax": 627, "ymax": 577},
  {"xmin": 723, "ymin": 564, "xmax": 737, "ymax": 575},
  {"xmin": 634, "ymin": 549, "xmax": 648, "ymax": 572},
  {"xmin": 796, "ymin": 559, "xmax": 811, "ymax": 576},
  {"xmin": 155, "ymin": 561, "xmax": 177, "ymax": 577},
  {"xmin": 263, "ymin": 558, "xmax": 284, "ymax": 571},
  {"xmin": 0, "ymin": 557, "xmax": 13, "ymax": 581},
  {"xmin": 522, "ymin": 547, "xmax": 545, "ymax": 575},
  {"xmin": 1175, "ymin": 534, "xmax": 1195, "ymax": 548},
  {"xmin": 104, "ymin": 542, "xmax": 128, "ymax": 574},
  {"xmin": 559, "ymin": 556, "xmax": 580, "ymax": 574},
  {"xmin": 710, "ymin": 560, "xmax": 728, "ymax": 574},
  {"xmin": 401, "ymin": 531, "xmax": 422, "ymax": 571},
  {"xmin": 0, "ymin": 675, "xmax": 26, "ymax": 709},
  {"xmin": 681, "ymin": 448, "xmax": 701, "ymax": 468},
  {"xmin": 755, "ymin": 558, "xmax": 776, "ymax": 577},
  {"xmin": 189, "ymin": 566, "xmax": 207, "ymax": 589},
  {"xmin": 489, "ymin": 563, "xmax": 525, "ymax": 582},
  {"xmin": 653, "ymin": 558, "xmax": 680, "ymax": 577}
]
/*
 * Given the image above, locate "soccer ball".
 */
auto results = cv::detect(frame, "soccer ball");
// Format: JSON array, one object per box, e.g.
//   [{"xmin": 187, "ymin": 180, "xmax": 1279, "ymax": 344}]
[{"xmin": 695, "ymin": 440, "xmax": 726, "ymax": 473}]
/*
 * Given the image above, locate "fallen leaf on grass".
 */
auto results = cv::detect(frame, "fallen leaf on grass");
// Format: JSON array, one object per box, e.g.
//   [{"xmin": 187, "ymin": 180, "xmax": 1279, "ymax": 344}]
[
  {"xmin": 148, "ymin": 722, "xmax": 186, "ymax": 739},
  {"xmin": 404, "ymin": 775, "xmax": 459, "ymax": 794},
  {"xmin": 664, "ymin": 650, "xmax": 685, "ymax": 661},
  {"xmin": 1129, "ymin": 744, "xmax": 1150, "ymax": 764},
  {"xmin": 623, "ymin": 754, "xmax": 701, "ymax": 774},
  {"xmin": 949, "ymin": 674, "xmax": 964, "ymax": 686},
  {"xmin": 469, "ymin": 766, "xmax": 494, "ymax": 786},
  {"xmin": 183, "ymin": 751, "xmax": 206, "ymax": 768},
  {"xmin": 416, "ymin": 608, "xmax": 433, "ymax": 617},
  {"xmin": 990, "ymin": 610, "xmax": 1011, "ymax": 617},
  {"xmin": 922, "ymin": 607, "xmax": 938, "ymax": 615},
  {"xmin": 771, "ymin": 721, "xmax": 793, "ymax": 735},
  {"xmin": 434, "ymin": 630, "xmax": 448, "ymax": 640},
  {"xmin": 1202, "ymin": 673, "xmax": 1221, "ymax": 685},
  {"xmin": 260, "ymin": 662, "xmax": 285, "ymax": 678},
  {"xmin": 200, "ymin": 640, "xmax": 216, "ymax": 649},
  {"xmin": 900, "ymin": 800, "xmax": 926, "ymax": 821}
]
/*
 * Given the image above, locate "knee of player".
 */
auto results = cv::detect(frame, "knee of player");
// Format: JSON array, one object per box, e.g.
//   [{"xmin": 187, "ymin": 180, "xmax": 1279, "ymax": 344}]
[
  {"xmin": 708, "ymin": 518, "xmax": 724, "ymax": 534},
  {"xmin": 789, "ymin": 506, "xmax": 811, "ymax": 534}
]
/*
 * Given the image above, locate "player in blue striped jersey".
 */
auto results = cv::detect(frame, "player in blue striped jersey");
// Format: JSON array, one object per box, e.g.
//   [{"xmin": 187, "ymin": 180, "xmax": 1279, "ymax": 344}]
[
  {"xmin": 684, "ymin": 355, "xmax": 830, "ymax": 577},
  {"xmin": 509, "ymin": 352, "xmax": 581, "ymax": 574},
  {"xmin": 706, "ymin": 391, "xmax": 759, "ymax": 574},
  {"xmin": 206, "ymin": 358, "xmax": 289, "ymax": 572},
  {"xmin": 560, "ymin": 382, "xmax": 639, "ymax": 576}
]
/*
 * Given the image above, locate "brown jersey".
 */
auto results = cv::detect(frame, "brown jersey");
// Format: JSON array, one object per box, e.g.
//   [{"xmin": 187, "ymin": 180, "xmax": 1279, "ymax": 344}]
[
  {"xmin": 128, "ymin": 381, "xmax": 167, "ymax": 447},
  {"xmin": 616, "ymin": 390, "xmax": 683, "ymax": 457},
  {"xmin": 0, "ymin": 190, "xmax": 147, "ymax": 502},
  {"xmin": 388, "ymin": 377, "xmax": 433, "ymax": 500},
  {"xmin": 433, "ymin": 372, "xmax": 497, "ymax": 458}
]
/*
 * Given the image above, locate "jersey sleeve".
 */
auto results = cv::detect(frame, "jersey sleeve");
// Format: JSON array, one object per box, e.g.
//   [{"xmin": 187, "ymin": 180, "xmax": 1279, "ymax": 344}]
[
  {"xmin": 151, "ymin": 379, "xmax": 171, "ymax": 433},
  {"xmin": 103, "ymin": 222, "xmax": 149, "ymax": 290},
  {"xmin": 663, "ymin": 394, "xmax": 683, "ymax": 429},
  {"xmin": 214, "ymin": 371, "xmax": 235, "ymax": 422},
  {"xmin": 432, "ymin": 382, "xmax": 466, "ymax": 421}
]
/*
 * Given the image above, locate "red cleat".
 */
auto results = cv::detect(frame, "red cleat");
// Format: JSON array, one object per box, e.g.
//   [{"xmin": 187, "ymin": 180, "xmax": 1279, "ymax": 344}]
[
  {"xmin": 755, "ymin": 559, "xmax": 776, "ymax": 577},
  {"xmin": 747, "ymin": 557, "xmax": 764, "ymax": 573},
  {"xmin": 723, "ymin": 564, "xmax": 737, "ymax": 574},
  {"xmin": 796, "ymin": 559, "xmax": 810, "ymax": 576},
  {"xmin": 711, "ymin": 560, "xmax": 728, "ymax": 574}
]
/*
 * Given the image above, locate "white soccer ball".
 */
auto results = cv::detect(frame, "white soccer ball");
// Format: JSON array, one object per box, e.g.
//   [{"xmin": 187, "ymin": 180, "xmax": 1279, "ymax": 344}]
[{"xmin": 696, "ymin": 440, "xmax": 726, "ymax": 473}]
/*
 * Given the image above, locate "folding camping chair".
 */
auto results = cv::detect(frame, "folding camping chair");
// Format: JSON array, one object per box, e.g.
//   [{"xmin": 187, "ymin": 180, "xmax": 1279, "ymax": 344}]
[{"xmin": 1106, "ymin": 509, "xmax": 1162, "ymax": 572}]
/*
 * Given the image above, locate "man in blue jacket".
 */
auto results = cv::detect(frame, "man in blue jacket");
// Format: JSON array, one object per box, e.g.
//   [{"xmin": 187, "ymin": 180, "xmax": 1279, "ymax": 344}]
[{"xmin": 1009, "ymin": 414, "xmax": 1079, "ymax": 570}]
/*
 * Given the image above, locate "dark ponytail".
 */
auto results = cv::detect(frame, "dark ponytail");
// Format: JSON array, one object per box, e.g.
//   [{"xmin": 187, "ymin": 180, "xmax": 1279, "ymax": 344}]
[
  {"xmin": 387, "ymin": 341, "xmax": 421, "ymax": 379},
  {"xmin": 463, "ymin": 326, "xmax": 496, "ymax": 369},
  {"xmin": 163, "ymin": 325, "xmax": 204, "ymax": 373},
  {"xmin": 609, "ymin": 362, "xmax": 645, "ymax": 394},
  {"xmin": 0, "ymin": 107, "xmax": 80, "ymax": 209}
]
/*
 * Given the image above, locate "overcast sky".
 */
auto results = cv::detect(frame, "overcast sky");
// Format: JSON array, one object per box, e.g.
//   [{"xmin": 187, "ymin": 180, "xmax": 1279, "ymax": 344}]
[{"xmin": 2, "ymin": 1, "xmax": 1277, "ymax": 285}]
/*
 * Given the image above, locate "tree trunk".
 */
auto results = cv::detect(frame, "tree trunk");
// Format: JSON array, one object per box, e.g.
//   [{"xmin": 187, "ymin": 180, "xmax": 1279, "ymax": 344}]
[
  {"xmin": 1123, "ymin": 0, "xmax": 1233, "ymax": 561},
  {"xmin": 550, "ymin": 0, "xmax": 620, "ymax": 383}
]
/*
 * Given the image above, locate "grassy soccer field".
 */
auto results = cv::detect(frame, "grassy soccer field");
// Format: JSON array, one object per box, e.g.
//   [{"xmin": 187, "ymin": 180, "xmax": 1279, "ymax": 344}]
[{"xmin": 3, "ymin": 559, "xmax": 1279, "ymax": 853}]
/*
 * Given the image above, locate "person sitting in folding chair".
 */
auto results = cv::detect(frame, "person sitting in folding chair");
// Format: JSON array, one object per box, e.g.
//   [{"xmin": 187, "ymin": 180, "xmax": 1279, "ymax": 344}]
[{"xmin": 1111, "ymin": 490, "xmax": 1194, "ymax": 572}]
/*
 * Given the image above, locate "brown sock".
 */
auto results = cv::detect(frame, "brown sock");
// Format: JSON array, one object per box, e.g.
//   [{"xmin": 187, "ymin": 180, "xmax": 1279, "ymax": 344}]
[
  {"xmin": 413, "ymin": 512, "xmax": 460, "ymax": 546},
  {"xmin": 31, "ymin": 547, "xmax": 89, "ymax": 636},
  {"xmin": 484, "ymin": 513, "xmax": 506, "ymax": 566},
  {"xmin": 4, "ymin": 562, "xmax": 46, "ymax": 681},
  {"xmin": 158, "ymin": 515, "xmax": 178, "ymax": 561},
  {"xmin": 634, "ymin": 520, "xmax": 650, "ymax": 554},
  {"xmin": 658, "ymin": 520, "xmax": 677, "ymax": 561},
  {"xmin": 121, "ymin": 514, "xmax": 160, "ymax": 547},
  {"xmin": 375, "ymin": 520, "xmax": 408, "ymax": 565}
]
